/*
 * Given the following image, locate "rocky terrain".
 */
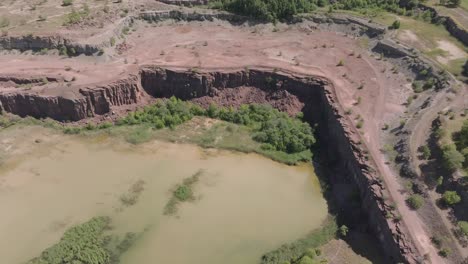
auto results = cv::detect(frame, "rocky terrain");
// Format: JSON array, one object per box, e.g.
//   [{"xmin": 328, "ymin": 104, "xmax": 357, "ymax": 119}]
[{"xmin": 0, "ymin": 1, "xmax": 466, "ymax": 263}]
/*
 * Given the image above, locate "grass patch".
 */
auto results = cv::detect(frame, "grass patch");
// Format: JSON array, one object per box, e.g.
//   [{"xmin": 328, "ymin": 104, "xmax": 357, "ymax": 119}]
[
  {"xmin": 164, "ymin": 170, "xmax": 202, "ymax": 215},
  {"xmin": 119, "ymin": 179, "xmax": 146, "ymax": 206},
  {"xmin": 124, "ymin": 126, "xmax": 153, "ymax": 145},
  {"xmin": 261, "ymin": 216, "xmax": 337, "ymax": 264}
]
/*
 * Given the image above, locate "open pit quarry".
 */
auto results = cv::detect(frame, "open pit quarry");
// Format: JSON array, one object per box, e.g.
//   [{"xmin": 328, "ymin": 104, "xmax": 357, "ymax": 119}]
[{"xmin": 0, "ymin": 2, "xmax": 467, "ymax": 264}]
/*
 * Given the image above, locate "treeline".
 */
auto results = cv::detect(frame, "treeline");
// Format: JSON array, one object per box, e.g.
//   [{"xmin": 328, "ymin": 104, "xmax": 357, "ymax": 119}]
[
  {"xmin": 118, "ymin": 97, "xmax": 315, "ymax": 155},
  {"xmin": 210, "ymin": 0, "xmax": 321, "ymax": 21}
]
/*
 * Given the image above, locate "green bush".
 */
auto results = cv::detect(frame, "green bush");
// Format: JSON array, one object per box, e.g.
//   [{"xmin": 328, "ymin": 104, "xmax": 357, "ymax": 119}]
[
  {"xmin": 391, "ymin": 20, "xmax": 400, "ymax": 29},
  {"xmin": 407, "ymin": 194, "xmax": 424, "ymax": 210},
  {"xmin": 442, "ymin": 191, "xmax": 461, "ymax": 206},
  {"xmin": 439, "ymin": 248, "xmax": 451, "ymax": 258},
  {"xmin": 164, "ymin": 171, "xmax": 201, "ymax": 215},
  {"xmin": 339, "ymin": 225, "xmax": 348, "ymax": 237},
  {"xmin": 441, "ymin": 144, "xmax": 464, "ymax": 172},
  {"xmin": 419, "ymin": 145, "xmax": 431, "ymax": 159},
  {"xmin": 62, "ymin": 0, "xmax": 73, "ymax": 6},
  {"xmin": 458, "ymin": 221, "xmax": 468, "ymax": 236},
  {"xmin": 174, "ymin": 185, "xmax": 193, "ymax": 201}
]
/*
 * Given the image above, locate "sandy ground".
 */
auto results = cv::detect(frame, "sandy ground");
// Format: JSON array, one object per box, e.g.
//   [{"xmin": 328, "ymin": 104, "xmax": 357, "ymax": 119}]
[{"xmin": 0, "ymin": 15, "xmax": 464, "ymax": 262}]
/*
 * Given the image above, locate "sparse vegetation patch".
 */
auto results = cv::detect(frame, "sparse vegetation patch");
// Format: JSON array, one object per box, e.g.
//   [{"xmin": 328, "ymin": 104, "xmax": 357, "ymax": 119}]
[{"xmin": 164, "ymin": 170, "xmax": 202, "ymax": 215}]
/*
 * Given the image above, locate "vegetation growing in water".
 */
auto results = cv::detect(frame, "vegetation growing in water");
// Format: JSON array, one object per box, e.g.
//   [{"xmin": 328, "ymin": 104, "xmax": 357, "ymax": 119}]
[
  {"xmin": 28, "ymin": 216, "xmax": 111, "ymax": 264},
  {"xmin": 164, "ymin": 170, "xmax": 202, "ymax": 215},
  {"xmin": 27, "ymin": 217, "xmax": 140, "ymax": 264}
]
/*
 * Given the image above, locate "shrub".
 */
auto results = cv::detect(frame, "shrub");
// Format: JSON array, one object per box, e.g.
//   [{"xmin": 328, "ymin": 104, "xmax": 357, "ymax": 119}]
[
  {"xmin": 439, "ymin": 248, "xmax": 451, "ymax": 258},
  {"xmin": 441, "ymin": 144, "xmax": 464, "ymax": 172},
  {"xmin": 174, "ymin": 185, "xmax": 193, "ymax": 201},
  {"xmin": 336, "ymin": 59, "xmax": 345, "ymax": 66},
  {"xmin": 391, "ymin": 20, "xmax": 400, "ymax": 29},
  {"xmin": 339, "ymin": 225, "xmax": 348, "ymax": 237},
  {"xmin": 419, "ymin": 145, "xmax": 431, "ymax": 159},
  {"xmin": 442, "ymin": 191, "xmax": 461, "ymax": 206},
  {"xmin": 407, "ymin": 194, "xmax": 424, "ymax": 210},
  {"xmin": 62, "ymin": 0, "xmax": 73, "ymax": 6},
  {"xmin": 412, "ymin": 82, "xmax": 423, "ymax": 93},
  {"xmin": 458, "ymin": 221, "xmax": 468, "ymax": 236}
]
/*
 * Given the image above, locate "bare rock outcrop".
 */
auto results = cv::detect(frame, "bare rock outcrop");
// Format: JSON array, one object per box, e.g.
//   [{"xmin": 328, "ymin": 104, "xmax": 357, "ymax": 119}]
[{"xmin": 0, "ymin": 75, "xmax": 141, "ymax": 121}]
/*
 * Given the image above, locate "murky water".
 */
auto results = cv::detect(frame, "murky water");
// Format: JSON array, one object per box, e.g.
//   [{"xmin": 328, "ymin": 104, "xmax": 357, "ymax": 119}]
[{"xmin": 0, "ymin": 125, "xmax": 328, "ymax": 264}]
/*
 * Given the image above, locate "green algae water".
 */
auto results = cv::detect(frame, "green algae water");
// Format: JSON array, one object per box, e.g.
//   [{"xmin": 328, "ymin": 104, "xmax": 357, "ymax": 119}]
[{"xmin": 0, "ymin": 125, "xmax": 328, "ymax": 264}]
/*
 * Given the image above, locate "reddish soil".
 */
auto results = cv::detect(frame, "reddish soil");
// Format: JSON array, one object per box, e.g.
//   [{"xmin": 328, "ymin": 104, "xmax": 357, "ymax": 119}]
[{"xmin": 0, "ymin": 8, "xmax": 465, "ymax": 263}]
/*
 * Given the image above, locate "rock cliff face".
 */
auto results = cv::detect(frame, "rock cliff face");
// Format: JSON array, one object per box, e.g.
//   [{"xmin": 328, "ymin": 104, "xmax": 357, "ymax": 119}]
[
  {"xmin": 0, "ymin": 17, "xmax": 133, "ymax": 55},
  {"xmin": 0, "ymin": 75, "xmax": 140, "ymax": 120},
  {"xmin": 0, "ymin": 35, "xmax": 99, "ymax": 55},
  {"xmin": 139, "ymin": 66, "xmax": 420, "ymax": 263}
]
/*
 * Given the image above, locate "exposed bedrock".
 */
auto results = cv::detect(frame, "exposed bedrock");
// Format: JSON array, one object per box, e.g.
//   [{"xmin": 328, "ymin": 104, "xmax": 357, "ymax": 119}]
[
  {"xmin": 0, "ymin": 35, "xmax": 99, "ymax": 55},
  {"xmin": 0, "ymin": 17, "xmax": 133, "ymax": 55},
  {"xmin": 0, "ymin": 75, "xmax": 140, "ymax": 121},
  {"xmin": 139, "ymin": 66, "xmax": 420, "ymax": 263}
]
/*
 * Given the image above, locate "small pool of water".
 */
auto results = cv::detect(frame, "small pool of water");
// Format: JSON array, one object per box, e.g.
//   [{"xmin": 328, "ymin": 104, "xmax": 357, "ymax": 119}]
[{"xmin": 0, "ymin": 125, "xmax": 328, "ymax": 264}]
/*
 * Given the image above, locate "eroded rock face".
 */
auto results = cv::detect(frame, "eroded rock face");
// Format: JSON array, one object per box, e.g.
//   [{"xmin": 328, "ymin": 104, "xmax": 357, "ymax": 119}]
[
  {"xmin": 0, "ymin": 66, "xmax": 421, "ymax": 263},
  {"xmin": 0, "ymin": 75, "xmax": 140, "ymax": 121}
]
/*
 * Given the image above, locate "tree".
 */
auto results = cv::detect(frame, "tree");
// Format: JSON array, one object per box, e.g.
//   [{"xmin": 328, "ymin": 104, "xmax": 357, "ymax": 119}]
[
  {"xmin": 407, "ymin": 194, "xmax": 424, "ymax": 210},
  {"xmin": 442, "ymin": 191, "xmax": 461, "ymax": 206},
  {"xmin": 442, "ymin": 144, "xmax": 464, "ymax": 172}
]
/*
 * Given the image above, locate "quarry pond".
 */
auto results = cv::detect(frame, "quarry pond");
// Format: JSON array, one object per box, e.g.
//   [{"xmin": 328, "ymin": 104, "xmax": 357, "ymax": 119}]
[{"xmin": 0, "ymin": 124, "xmax": 328, "ymax": 264}]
